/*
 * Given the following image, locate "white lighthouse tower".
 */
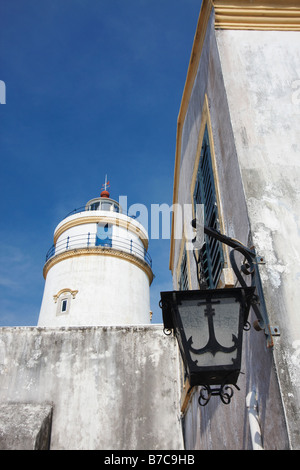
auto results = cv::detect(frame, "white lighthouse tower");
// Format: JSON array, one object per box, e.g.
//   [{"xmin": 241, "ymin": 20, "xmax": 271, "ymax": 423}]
[{"xmin": 38, "ymin": 178, "xmax": 153, "ymax": 326}]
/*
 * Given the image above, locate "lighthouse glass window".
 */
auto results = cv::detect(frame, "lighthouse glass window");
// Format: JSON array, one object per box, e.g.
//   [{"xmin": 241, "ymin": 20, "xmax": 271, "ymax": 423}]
[
  {"xmin": 61, "ymin": 299, "xmax": 68, "ymax": 313},
  {"xmin": 56, "ymin": 295, "xmax": 71, "ymax": 316}
]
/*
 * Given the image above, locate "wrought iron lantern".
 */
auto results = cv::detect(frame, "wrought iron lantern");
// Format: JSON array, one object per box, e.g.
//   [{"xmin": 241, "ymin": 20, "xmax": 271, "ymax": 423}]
[
  {"xmin": 160, "ymin": 286, "xmax": 254, "ymax": 405},
  {"xmin": 160, "ymin": 217, "xmax": 279, "ymax": 405}
]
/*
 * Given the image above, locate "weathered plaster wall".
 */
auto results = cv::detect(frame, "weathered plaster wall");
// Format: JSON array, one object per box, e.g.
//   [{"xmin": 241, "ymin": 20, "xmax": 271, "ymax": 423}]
[
  {"xmin": 173, "ymin": 11, "xmax": 290, "ymax": 449},
  {"xmin": 0, "ymin": 403, "xmax": 52, "ymax": 450},
  {"xmin": 216, "ymin": 28, "xmax": 300, "ymax": 449},
  {"xmin": 0, "ymin": 325, "xmax": 184, "ymax": 450}
]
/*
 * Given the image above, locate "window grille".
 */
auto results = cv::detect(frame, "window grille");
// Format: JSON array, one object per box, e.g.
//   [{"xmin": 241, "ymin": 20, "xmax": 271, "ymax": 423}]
[
  {"xmin": 193, "ymin": 126, "xmax": 223, "ymax": 288},
  {"xmin": 179, "ymin": 248, "xmax": 189, "ymax": 291}
]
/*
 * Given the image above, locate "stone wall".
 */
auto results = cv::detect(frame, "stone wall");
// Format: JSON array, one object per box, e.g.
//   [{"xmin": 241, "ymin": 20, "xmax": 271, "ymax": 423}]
[{"xmin": 0, "ymin": 325, "xmax": 183, "ymax": 450}]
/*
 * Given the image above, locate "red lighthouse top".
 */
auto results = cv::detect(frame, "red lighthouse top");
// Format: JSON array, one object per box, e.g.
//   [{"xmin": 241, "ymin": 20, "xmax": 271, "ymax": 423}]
[{"xmin": 101, "ymin": 175, "xmax": 110, "ymax": 198}]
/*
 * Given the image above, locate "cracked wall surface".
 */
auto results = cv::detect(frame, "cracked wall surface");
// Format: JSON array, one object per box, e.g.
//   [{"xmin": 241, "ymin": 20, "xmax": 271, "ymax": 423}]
[{"xmin": 217, "ymin": 28, "xmax": 300, "ymax": 449}]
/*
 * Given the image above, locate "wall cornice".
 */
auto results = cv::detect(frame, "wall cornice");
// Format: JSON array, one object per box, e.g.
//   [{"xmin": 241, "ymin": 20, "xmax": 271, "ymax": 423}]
[
  {"xmin": 213, "ymin": 1, "xmax": 300, "ymax": 30},
  {"xmin": 43, "ymin": 247, "xmax": 154, "ymax": 285}
]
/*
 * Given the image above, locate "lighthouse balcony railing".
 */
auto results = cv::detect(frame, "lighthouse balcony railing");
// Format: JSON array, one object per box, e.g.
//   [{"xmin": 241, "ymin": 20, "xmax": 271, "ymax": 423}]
[{"xmin": 45, "ymin": 233, "xmax": 152, "ymax": 268}]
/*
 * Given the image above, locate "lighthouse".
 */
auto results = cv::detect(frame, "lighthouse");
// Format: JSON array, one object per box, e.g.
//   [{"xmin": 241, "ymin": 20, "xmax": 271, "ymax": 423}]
[{"xmin": 38, "ymin": 178, "xmax": 153, "ymax": 326}]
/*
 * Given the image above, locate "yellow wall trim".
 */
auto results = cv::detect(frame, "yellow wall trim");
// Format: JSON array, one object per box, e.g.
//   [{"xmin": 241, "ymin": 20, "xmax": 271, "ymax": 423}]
[
  {"xmin": 43, "ymin": 247, "xmax": 154, "ymax": 285},
  {"xmin": 214, "ymin": 1, "xmax": 300, "ymax": 30},
  {"xmin": 176, "ymin": 237, "xmax": 192, "ymax": 290},
  {"xmin": 53, "ymin": 288, "xmax": 78, "ymax": 303}
]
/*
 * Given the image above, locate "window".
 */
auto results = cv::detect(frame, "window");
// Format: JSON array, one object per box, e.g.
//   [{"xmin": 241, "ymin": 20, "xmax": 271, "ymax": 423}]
[
  {"xmin": 87, "ymin": 199, "xmax": 120, "ymax": 213},
  {"xmin": 101, "ymin": 201, "xmax": 112, "ymax": 211},
  {"xmin": 61, "ymin": 299, "xmax": 68, "ymax": 313},
  {"xmin": 56, "ymin": 295, "xmax": 71, "ymax": 316},
  {"xmin": 54, "ymin": 288, "xmax": 78, "ymax": 316},
  {"xmin": 193, "ymin": 125, "xmax": 223, "ymax": 288},
  {"xmin": 179, "ymin": 247, "xmax": 189, "ymax": 291},
  {"xmin": 90, "ymin": 202, "xmax": 100, "ymax": 211},
  {"xmin": 96, "ymin": 223, "xmax": 112, "ymax": 247}
]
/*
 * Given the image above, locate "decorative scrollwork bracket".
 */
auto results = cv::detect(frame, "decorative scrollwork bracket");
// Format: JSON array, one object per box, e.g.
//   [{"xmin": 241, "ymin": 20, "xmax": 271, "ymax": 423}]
[{"xmin": 198, "ymin": 383, "xmax": 240, "ymax": 406}]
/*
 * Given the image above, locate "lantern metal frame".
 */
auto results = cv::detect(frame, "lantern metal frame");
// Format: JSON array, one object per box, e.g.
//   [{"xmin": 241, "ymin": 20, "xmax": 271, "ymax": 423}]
[{"xmin": 160, "ymin": 286, "xmax": 255, "ymax": 405}]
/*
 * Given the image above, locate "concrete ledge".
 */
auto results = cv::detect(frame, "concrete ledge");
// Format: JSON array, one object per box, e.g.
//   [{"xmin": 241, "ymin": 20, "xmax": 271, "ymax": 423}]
[{"xmin": 0, "ymin": 403, "xmax": 53, "ymax": 450}]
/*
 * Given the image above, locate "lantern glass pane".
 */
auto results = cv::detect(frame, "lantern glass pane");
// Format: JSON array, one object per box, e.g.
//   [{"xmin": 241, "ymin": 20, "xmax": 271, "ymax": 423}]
[{"xmin": 177, "ymin": 295, "xmax": 241, "ymax": 367}]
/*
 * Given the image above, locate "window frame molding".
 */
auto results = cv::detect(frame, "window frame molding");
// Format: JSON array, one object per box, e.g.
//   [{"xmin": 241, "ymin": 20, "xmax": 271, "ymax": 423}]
[
  {"xmin": 53, "ymin": 288, "xmax": 78, "ymax": 317},
  {"xmin": 190, "ymin": 94, "xmax": 234, "ymax": 288},
  {"xmin": 56, "ymin": 294, "xmax": 71, "ymax": 317},
  {"xmin": 176, "ymin": 236, "xmax": 192, "ymax": 291}
]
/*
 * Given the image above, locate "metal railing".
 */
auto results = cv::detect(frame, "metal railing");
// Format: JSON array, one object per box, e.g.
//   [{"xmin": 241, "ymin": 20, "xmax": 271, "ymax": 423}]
[{"xmin": 45, "ymin": 233, "xmax": 152, "ymax": 268}]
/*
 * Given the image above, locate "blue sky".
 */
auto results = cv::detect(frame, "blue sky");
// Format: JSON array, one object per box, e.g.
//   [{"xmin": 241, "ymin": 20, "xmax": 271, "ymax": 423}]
[{"xmin": 0, "ymin": 0, "xmax": 201, "ymax": 326}]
